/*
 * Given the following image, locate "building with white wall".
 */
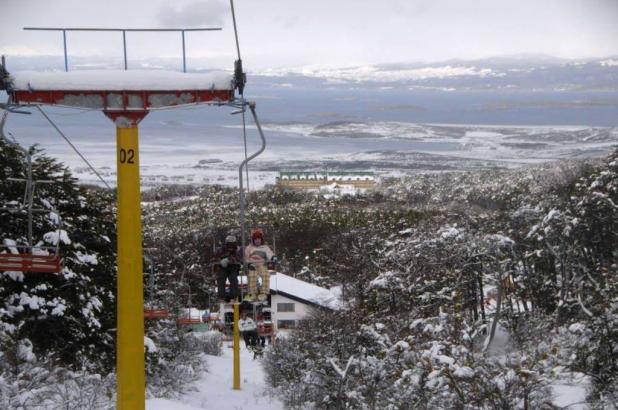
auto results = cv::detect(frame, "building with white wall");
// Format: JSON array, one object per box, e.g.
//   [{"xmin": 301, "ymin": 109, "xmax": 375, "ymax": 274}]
[
  {"xmin": 218, "ymin": 272, "xmax": 341, "ymax": 333},
  {"xmin": 269, "ymin": 272, "xmax": 341, "ymax": 330}
]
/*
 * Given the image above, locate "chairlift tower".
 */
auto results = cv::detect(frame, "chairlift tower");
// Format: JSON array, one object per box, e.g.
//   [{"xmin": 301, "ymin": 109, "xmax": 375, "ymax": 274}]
[
  {"xmin": 1, "ymin": 27, "xmax": 240, "ymax": 410},
  {"xmin": 0, "ymin": 1, "xmax": 267, "ymax": 401}
]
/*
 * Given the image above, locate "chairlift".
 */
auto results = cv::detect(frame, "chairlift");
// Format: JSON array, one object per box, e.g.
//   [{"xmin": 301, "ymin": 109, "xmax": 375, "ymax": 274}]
[
  {"xmin": 144, "ymin": 309, "xmax": 169, "ymax": 320},
  {"xmin": 142, "ymin": 251, "xmax": 206, "ymax": 326},
  {"xmin": 256, "ymin": 306, "xmax": 275, "ymax": 344},
  {"xmin": 0, "ymin": 0, "xmax": 268, "ymax": 400},
  {"xmin": 142, "ymin": 252, "xmax": 170, "ymax": 320},
  {"xmin": 210, "ymin": 224, "xmax": 278, "ymax": 306},
  {"xmin": 177, "ymin": 317, "xmax": 202, "ymax": 326},
  {"xmin": 0, "ymin": 144, "xmax": 64, "ymax": 274},
  {"xmin": 175, "ymin": 269, "xmax": 207, "ymax": 327},
  {"xmin": 0, "ymin": 246, "xmax": 61, "ymax": 273}
]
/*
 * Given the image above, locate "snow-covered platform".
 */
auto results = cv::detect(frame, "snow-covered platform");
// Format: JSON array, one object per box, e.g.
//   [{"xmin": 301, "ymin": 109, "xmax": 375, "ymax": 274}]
[{"xmin": 8, "ymin": 70, "xmax": 235, "ymax": 110}]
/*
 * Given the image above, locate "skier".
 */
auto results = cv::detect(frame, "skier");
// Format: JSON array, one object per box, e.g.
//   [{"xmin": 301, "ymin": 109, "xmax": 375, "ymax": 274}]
[
  {"xmin": 213, "ymin": 235, "xmax": 241, "ymax": 303},
  {"xmin": 239, "ymin": 313, "xmax": 258, "ymax": 347},
  {"xmin": 244, "ymin": 228, "xmax": 275, "ymax": 302}
]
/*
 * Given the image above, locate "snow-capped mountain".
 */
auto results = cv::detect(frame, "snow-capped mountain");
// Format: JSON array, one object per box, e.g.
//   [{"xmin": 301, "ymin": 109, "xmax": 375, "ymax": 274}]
[{"xmin": 252, "ymin": 55, "xmax": 618, "ymax": 91}]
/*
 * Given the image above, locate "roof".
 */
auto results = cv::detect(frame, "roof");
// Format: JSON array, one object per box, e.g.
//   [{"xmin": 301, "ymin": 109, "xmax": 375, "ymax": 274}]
[
  {"xmin": 278, "ymin": 171, "xmax": 375, "ymax": 178},
  {"xmin": 10, "ymin": 69, "xmax": 234, "ymax": 91},
  {"xmin": 270, "ymin": 272, "xmax": 342, "ymax": 310},
  {"xmin": 237, "ymin": 272, "xmax": 342, "ymax": 310}
]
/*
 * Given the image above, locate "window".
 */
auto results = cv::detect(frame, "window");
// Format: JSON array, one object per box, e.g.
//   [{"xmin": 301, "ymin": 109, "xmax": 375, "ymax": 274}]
[
  {"xmin": 277, "ymin": 320, "xmax": 296, "ymax": 329},
  {"xmin": 277, "ymin": 303, "xmax": 295, "ymax": 312}
]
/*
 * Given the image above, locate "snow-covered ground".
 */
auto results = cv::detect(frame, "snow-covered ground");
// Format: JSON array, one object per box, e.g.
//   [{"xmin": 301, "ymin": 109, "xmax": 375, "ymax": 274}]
[
  {"xmin": 552, "ymin": 373, "xmax": 590, "ymax": 410},
  {"xmin": 147, "ymin": 346, "xmax": 284, "ymax": 410}
]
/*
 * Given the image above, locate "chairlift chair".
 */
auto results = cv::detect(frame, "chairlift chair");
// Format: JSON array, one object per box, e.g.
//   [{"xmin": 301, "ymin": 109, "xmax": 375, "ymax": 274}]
[
  {"xmin": 0, "ymin": 245, "xmax": 61, "ymax": 273},
  {"xmin": 257, "ymin": 321, "xmax": 274, "ymax": 337},
  {"xmin": 0, "ymin": 155, "xmax": 64, "ymax": 275},
  {"xmin": 144, "ymin": 309, "xmax": 169, "ymax": 320},
  {"xmin": 210, "ymin": 225, "xmax": 277, "ymax": 307},
  {"xmin": 177, "ymin": 317, "xmax": 202, "ymax": 325},
  {"xmin": 175, "ymin": 274, "xmax": 206, "ymax": 327},
  {"xmin": 142, "ymin": 252, "xmax": 171, "ymax": 320}
]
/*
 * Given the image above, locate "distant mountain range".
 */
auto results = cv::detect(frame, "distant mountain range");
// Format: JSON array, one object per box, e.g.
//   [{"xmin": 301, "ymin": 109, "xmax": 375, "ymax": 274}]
[
  {"xmin": 251, "ymin": 55, "xmax": 618, "ymax": 92},
  {"xmin": 3, "ymin": 54, "xmax": 618, "ymax": 92}
]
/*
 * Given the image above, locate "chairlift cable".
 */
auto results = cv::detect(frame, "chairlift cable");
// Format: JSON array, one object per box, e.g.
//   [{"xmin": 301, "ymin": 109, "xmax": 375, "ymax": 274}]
[
  {"xmin": 35, "ymin": 105, "xmax": 111, "ymax": 190},
  {"xmin": 229, "ymin": 0, "xmax": 242, "ymax": 62},
  {"xmin": 37, "ymin": 107, "xmax": 99, "ymax": 116}
]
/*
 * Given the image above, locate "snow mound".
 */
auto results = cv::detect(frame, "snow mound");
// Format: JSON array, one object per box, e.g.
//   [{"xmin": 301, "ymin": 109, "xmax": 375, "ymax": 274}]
[
  {"xmin": 43, "ymin": 230, "xmax": 71, "ymax": 245},
  {"xmin": 2, "ymin": 238, "xmax": 19, "ymax": 254},
  {"xmin": 320, "ymin": 183, "xmax": 360, "ymax": 198}
]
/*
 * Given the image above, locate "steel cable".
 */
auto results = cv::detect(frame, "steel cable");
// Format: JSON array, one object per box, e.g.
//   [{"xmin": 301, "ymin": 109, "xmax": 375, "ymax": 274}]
[{"xmin": 36, "ymin": 105, "xmax": 111, "ymax": 189}]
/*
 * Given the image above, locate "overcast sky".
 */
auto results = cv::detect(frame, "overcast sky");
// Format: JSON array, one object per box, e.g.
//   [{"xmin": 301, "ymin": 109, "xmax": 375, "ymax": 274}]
[{"xmin": 1, "ymin": 0, "xmax": 617, "ymax": 69}]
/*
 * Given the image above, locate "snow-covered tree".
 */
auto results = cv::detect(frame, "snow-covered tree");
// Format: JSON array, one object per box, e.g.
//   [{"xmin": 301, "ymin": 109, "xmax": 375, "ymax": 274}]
[{"xmin": 1, "ymin": 139, "xmax": 117, "ymax": 370}]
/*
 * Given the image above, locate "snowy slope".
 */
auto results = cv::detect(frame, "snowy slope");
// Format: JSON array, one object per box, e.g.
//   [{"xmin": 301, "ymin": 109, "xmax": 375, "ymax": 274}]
[{"xmin": 147, "ymin": 347, "xmax": 284, "ymax": 410}]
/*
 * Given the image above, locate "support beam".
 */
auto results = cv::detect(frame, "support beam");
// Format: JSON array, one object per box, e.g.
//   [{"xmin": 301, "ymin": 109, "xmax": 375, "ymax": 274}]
[
  {"xmin": 233, "ymin": 302, "xmax": 240, "ymax": 390},
  {"xmin": 181, "ymin": 30, "xmax": 187, "ymax": 73},
  {"xmin": 62, "ymin": 30, "xmax": 68, "ymax": 72},
  {"xmin": 115, "ymin": 117, "xmax": 145, "ymax": 410},
  {"xmin": 123, "ymin": 30, "xmax": 128, "ymax": 70}
]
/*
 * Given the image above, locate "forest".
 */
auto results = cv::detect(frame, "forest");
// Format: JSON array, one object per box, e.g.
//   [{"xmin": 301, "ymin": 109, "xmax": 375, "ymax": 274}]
[{"xmin": 1, "ymin": 135, "xmax": 616, "ymax": 408}]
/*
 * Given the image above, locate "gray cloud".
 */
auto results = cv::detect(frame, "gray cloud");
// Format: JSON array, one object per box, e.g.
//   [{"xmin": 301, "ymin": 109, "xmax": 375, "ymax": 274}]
[
  {"xmin": 1, "ymin": 0, "xmax": 618, "ymax": 69},
  {"xmin": 157, "ymin": 1, "xmax": 227, "ymax": 28}
]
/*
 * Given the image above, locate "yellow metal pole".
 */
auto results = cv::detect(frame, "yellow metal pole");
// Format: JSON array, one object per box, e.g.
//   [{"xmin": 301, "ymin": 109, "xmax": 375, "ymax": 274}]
[
  {"xmin": 233, "ymin": 302, "xmax": 240, "ymax": 390},
  {"xmin": 116, "ymin": 124, "xmax": 145, "ymax": 410}
]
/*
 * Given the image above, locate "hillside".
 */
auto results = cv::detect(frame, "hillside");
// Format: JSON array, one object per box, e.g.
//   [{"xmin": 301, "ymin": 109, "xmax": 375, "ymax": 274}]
[
  {"xmin": 142, "ymin": 149, "xmax": 617, "ymax": 408},
  {"xmin": 1, "ymin": 139, "xmax": 616, "ymax": 408}
]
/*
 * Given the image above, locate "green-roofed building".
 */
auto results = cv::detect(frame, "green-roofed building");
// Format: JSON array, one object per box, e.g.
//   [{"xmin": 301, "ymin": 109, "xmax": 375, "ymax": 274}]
[{"xmin": 276, "ymin": 171, "xmax": 376, "ymax": 190}]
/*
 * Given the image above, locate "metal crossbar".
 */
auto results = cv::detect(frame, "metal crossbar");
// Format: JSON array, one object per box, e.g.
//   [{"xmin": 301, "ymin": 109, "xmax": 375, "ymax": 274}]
[{"xmin": 24, "ymin": 27, "xmax": 222, "ymax": 73}]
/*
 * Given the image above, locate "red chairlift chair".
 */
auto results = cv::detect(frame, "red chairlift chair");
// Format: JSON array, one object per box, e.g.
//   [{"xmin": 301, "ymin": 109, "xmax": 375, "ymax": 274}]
[
  {"xmin": 177, "ymin": 317, "xmax": 202, "ymax": 325},
  {"xmin": 142, "ymin": 253, "xmax": 172, "ymax": 320},
  {"xmin": 144, "ymin": 309, "xmax": 170, "ymax": 320},
  {"xmin": 0, "ymin": 248, "xmax": 61, "ymax": 274}
]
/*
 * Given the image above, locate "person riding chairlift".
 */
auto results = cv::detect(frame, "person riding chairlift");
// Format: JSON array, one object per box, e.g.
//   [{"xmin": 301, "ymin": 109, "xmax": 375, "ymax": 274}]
[
  {"xmin": 244, "ymin": 228, "xmax": 275, "ymax": 302},
  {"xmin": 213, "ymin": 235, "xmax": 241, "ymax": 303},
  {"xmin": 239, "ymin": 313, "xmax": 258, "ymax": 347}
]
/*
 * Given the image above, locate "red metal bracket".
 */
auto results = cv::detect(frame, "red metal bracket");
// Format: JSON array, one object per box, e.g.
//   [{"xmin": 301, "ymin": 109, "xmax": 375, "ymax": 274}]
[{"xmin": 103, "ymin": 111, "xmax": 148, "ymax": 127}]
